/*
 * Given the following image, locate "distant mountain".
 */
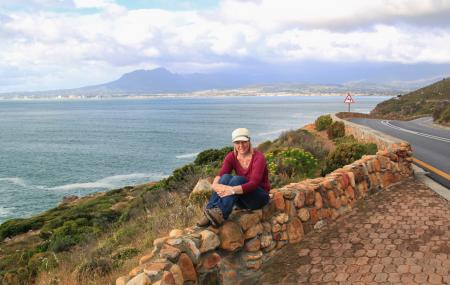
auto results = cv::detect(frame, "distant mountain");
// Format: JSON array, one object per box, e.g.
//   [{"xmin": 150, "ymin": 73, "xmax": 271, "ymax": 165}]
[
  {"xmin": 81, "ymin": 67, "xmax": 247, "ymax": 93},
  {"xmin": 79, "ymin": 67, "xmax": 423, "ymax": 95},
  {"xmin": 371, "ymin": 77, "xmax": 450, "ymax": 125},
  {"xmin": 3, "ymin": 64, "xmax": 448, "ymax": 98}
]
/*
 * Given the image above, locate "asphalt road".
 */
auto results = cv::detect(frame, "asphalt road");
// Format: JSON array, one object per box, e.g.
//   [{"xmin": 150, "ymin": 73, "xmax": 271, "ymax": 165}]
[{"xmin": 349, "ymin": 117, "xmax": 450, "ymax": 188}]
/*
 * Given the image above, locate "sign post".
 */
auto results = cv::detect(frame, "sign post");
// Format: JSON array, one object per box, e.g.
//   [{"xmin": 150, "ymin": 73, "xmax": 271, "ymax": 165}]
[{"xmin": 344, "ymin": 93, "xmax": 355, "ymax": 112}]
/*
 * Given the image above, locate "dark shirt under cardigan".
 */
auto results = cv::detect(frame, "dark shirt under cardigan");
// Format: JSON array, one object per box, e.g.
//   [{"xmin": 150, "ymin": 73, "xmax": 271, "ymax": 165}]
[{"xmin": 218, "ymin": 150, "xmax": 270, "ymax": 194}]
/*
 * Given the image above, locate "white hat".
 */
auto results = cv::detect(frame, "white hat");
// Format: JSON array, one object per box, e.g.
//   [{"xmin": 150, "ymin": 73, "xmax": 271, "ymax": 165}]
[{"xmin": 232, "ymin": 128, "xmax": 250, "ymax": 142}]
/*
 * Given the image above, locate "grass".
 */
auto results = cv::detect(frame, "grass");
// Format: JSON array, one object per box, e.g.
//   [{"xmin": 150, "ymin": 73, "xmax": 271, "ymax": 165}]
[{"xmin": 34, "ymin": 190, "xmax": 204, "ymax": 285}]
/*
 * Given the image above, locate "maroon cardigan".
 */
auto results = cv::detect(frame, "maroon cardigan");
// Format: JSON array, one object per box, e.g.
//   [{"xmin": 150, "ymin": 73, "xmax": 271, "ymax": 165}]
[{"xmin": 218, "ymin": 150, "xmax": 270, "ymax": 194}]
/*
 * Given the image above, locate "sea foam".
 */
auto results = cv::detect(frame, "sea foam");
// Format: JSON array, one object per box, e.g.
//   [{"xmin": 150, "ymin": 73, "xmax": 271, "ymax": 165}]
[
  {"xmin": 49, "ymin": 172, "xmax": 167, "ymax": 191},
  {"xmin": 176, "ymin": 152, "xmax": 199, "ymax": 159},
  {"xmin": 0, "ymin": 207, "xmax": 11, "ymax": 217},
  {"xmin": 255, "ymin": 129, "xmax": 287, "ymax": 137},
  {"xmin": 0, "ymin": 177, "xmax": 28, "ymax": 187}
]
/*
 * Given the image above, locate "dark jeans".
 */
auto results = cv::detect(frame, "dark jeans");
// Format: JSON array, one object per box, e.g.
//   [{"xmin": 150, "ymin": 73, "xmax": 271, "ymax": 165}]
[{"xmin": 206, "ymin": 174, "xmax": 270, "ymax": 219}]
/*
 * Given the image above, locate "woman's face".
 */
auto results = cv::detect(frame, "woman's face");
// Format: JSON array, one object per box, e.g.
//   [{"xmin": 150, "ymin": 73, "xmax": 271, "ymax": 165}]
[{"xmin": 234, "ymin": 140, "xmax": 250, "ymax": 155}]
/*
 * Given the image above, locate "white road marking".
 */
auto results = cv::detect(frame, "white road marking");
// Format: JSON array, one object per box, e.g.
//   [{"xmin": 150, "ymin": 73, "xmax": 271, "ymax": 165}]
[{"xmin": 381, "ymin": 120, "xmax": 450, "ymax": 143}]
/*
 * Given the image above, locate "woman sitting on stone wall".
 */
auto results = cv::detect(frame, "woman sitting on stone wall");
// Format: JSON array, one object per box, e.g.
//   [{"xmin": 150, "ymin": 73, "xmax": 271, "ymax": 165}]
[{"xmin": 197, "ymin": 128, "xmax": 271, "ymax": 227}]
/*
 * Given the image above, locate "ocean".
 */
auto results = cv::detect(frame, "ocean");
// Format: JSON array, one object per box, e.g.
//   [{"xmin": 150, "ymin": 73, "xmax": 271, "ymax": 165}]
[{"xmin": 0, "ymin": 95, "xmax": 389, "ymax": 223}]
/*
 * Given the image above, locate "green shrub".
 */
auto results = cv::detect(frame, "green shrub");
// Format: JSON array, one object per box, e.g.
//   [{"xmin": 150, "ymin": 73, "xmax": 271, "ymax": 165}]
[
  {"xmin": 279, "ymin": 149, "xmax": 318, "ymax": 177},
  {"xmin": 266, "ymin": 148, "xmax": 318, "ymax": 187},
  {"xmin": 322, "ymin": 142, "xmax": 377, "ymax": 175},
  {"xmin": 45, "ymin": 217, "xmax": 108, "ymax": 252},
  {"xmin": 48, "ymin": 235, "xmax": 77, "ymax": 252},
  {"xmin": 327, "ymin": 121, "xmax": 345, "ymax": 139},
  {"xmin": 364, "ymin": 143, "xmax": 378, "ymax": 155},
  {"xmin": 265, "ymin": 152, "xmax": 278, "ymax": 176},
  {"xmin": 315, "ymin": 114, "xmax": 333, "ymax": 131},
  {"xmin": 194, "ymin": 146, "xmax": 233, "ymax": 166},
  {"xmin": 201, "ymin": 164, "xmax": 222, "ymax": 178},
  {"xmin": 0, "ymin": 218, "xmax": 44, "ymax": 240},
  {"xmin": 39, "ymin": 218, "xmax": 64, "ymax": 239},
  {"xmin": 265, "ymin": 129, "xmax": 329, "ymax": 159},
  {"xmin": 160, "ymin": 163, "xmax": 201, "ymax": 193}
]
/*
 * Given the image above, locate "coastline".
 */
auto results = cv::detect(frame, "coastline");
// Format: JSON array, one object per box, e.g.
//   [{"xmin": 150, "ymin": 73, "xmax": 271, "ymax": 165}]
[{"xmin": 0, "ymin": 92, "xmax": 395, "ymax": 101}]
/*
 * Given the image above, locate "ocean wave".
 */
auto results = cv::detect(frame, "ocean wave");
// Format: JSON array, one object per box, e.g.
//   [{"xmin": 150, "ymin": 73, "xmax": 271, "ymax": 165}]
[
  {"xmin": 49, "ymin": 172, "xmax": 167, "ymax": 191},
  {"xmin": 0, "ymin": 177, "xmax": 28, "ymax": 187},
  {"xmin": 0, "ymin": 207, "xmax": 11, "ymax": 217},
  {"xmin": 176, "ymin": 152, "xmax": 199, "ymax": 159},
  {"xmin": 255, "ymin": 129, "xmax": 288, "ymax": 137}
]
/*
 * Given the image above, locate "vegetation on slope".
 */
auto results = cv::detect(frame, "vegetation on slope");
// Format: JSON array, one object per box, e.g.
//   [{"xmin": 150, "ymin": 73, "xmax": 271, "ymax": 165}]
[
  {"xmin": 432, "ymin": 101, "xmax": 450, "ymax": 125},
  {"xmin": 322, "ymin": 135, "xmax": 377, "ymax": 175},
  {"xmin": 370, "ymin": 77, "xmax": 450, "ymax": 125}
]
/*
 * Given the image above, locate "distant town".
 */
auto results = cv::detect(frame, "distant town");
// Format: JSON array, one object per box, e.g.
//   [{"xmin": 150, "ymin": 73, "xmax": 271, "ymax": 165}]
[{"xmin": 0, "ymin": 84, "xmax": 405, "ymax": 100}]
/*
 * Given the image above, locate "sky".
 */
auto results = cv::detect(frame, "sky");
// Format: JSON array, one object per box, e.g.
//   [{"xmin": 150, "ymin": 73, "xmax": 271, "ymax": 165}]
[{"xmin": 1, "ymin": 0, "xmax": 450, "ymax": 92}]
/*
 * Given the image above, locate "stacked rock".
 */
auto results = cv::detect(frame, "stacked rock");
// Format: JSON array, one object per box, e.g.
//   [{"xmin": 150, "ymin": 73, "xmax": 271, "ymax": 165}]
[{"xmin": 116, "ymin": 143, "xmax": 413, "ymax": 285}]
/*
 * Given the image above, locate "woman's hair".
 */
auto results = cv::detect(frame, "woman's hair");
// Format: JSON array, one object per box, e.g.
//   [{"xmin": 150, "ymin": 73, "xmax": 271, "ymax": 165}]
[{"xmin": 233, "ymin": 140, "xmax": 253, "ymax": 157}]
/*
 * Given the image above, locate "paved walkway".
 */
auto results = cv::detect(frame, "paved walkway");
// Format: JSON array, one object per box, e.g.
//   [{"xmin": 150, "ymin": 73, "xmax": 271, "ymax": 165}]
[{"xmin": 260, "ymin": 178, "xmax": 450, "ymax": 284}]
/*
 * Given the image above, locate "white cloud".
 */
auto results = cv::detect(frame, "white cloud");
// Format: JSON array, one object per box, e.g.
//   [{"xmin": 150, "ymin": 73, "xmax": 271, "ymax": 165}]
[
  {"xmin": 1, "ymin": 0, "xmax": 450, "ymax": 92},
  {"xmin": 73, "ymin": 0, "xmax": 112, "ymax": 9},
  {"xmin": 219, "ymin": 0, "xmax": 450, "ymax": 30},
  {"xmin": 72, "ymin": 0, "xmax": 125, "ymax": 13},
  {"xmin": 265, "ymin": 25, "xmax": 450, "ymax": 64}
]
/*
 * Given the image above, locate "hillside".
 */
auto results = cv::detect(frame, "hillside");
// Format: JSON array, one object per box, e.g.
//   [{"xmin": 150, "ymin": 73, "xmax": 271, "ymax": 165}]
[
  {"xmin": 84, "ymin": 68, "xmax": 248, "ymax": 93},
  {"xmin": 370, "ymin": 77, "xmax": 450, "ymax": 125},
  {"xmin": 0, "ymin": 67, "xmax": 417, "ymax": 99}
]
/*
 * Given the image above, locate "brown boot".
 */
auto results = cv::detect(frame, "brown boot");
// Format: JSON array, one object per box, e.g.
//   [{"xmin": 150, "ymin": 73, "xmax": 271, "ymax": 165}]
[
  {"xmin": 196, "ymin": 214, "xmax": 211, "ymax": 227},
  {"xmin": 205, "ymin": 208, "xmax": 224, "ymax": 227}
]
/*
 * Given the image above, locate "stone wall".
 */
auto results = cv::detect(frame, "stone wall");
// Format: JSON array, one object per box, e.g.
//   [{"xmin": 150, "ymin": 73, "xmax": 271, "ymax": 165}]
[
  {"xmin": 116, "ymin": 120, "xmax": 414, "ymax": 285},
  {"xmin": 332, "ymin": 114, "xmax": 407, "ymax": 151}
]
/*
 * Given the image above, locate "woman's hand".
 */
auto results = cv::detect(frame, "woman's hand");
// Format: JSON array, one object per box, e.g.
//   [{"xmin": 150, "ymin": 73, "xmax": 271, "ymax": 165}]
[
  {"xmin": 212, "ymin": 182, "xmax": 224, "ymax": 193},
  {"xmin": 213, "ymin": 184, "xmax": 235, "ymax": 198}
]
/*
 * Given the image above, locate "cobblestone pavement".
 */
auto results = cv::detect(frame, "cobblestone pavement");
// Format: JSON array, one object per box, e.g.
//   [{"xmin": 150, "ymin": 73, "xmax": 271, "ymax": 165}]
[{"xmin": 260, "ymin": 179, "xmax": 450, "ymax": 284}]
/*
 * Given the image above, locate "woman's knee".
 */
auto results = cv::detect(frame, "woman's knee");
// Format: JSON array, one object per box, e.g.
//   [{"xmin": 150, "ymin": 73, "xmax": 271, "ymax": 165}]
[
  {"xmin": 229, "ymin": 176, "xmax": 248, "ymax": 186},
  {"xmin": 219, "ymin": 174, "xmax": 232, "ymax": 185}
]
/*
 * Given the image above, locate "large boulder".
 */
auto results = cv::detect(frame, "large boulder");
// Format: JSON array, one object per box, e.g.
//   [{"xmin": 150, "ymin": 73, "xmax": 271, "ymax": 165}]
[
  {"xmin": 287, "ymin": 217, "xmax": 304, "ymax": 243},
  {"xmin": 177, "ymin": 253, "xmax": 197, "ymax": 282},
  {"xmin": 199, "ymin": 230, "xmax": 220, "ymax": 253},
  {"xmin": 189, "ymin": 179, "xmax": 213, "ymax": 204},
  {"xmin": 219, "ymin": 221, "xmax": 244, "ymax": 251},
  {"xmin": 233, "ymin": 211, "xmax": 261, "ymax": 231}
]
